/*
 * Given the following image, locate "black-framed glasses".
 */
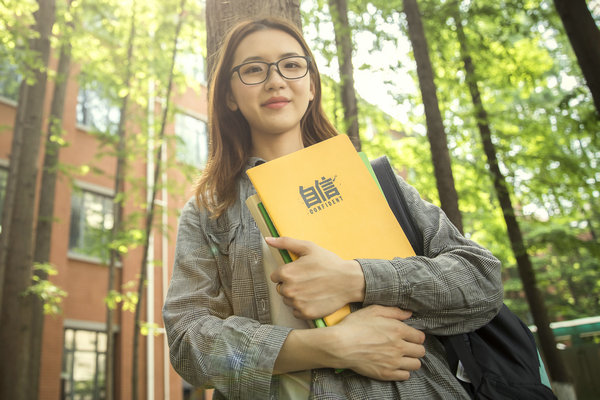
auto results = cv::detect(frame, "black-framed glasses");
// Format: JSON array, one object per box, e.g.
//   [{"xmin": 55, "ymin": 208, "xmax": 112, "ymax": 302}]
[{"xmin": 231, "ymin": 55, "xmax": 311, "ymax": 85}]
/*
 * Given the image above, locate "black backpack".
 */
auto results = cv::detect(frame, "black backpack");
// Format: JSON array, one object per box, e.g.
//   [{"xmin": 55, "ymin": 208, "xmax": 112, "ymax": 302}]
[{"xmin": 370, "ymin": 156, "xmax": 557, "ymax": 400}]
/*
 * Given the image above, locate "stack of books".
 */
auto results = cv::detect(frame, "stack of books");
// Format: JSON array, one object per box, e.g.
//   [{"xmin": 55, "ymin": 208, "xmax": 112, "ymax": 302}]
[{"xmin": 246, "ymin": 134, "xmax": 415, "ymax": 327}]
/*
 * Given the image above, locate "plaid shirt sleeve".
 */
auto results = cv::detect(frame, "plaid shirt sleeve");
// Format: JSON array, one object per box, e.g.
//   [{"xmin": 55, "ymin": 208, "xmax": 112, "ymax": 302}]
[
  {"xmin": 162, "ymin": 198, "xmax": 292, "ymax": 399},
  {"xmin": 358, "ymin": 175, "xmax": 504, "ymax": 335}
]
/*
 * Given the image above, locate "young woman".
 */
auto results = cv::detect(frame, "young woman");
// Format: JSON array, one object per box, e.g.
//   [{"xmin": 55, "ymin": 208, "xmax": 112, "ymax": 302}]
[{"xmin": 163, "ymin": 17, "xmax": 503, "ymax": 400}]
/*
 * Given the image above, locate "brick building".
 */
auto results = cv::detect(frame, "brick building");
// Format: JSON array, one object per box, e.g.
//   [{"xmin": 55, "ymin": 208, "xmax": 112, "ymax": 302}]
[{"xmin": 0, "ymin": 53, "xmax": 208, "ymax": 399}]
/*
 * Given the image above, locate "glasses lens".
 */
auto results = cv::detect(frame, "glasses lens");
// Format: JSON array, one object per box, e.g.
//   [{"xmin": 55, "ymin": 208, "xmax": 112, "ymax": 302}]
[
  {"xmin": 277, "ymin": 56, "xmax": 308, "ymax": 79},
  {"xmin": 235, "ymin": 57, "xmax": 309, "ymax": 85},
  {"xmin": 238, "ymin": 62, "xmax": 268, "ymax": 85}
]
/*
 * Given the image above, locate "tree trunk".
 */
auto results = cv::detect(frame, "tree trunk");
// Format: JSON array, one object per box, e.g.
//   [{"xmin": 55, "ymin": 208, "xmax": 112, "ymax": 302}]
[
  {"xmin": 0, "ymin": 76, "xmax": 27, "ymax": 311},
  {"xmin": 205, "ymin": 0, "xmax": 301, "ymax": 76},
  {"xmin": 28, "ymin": 28, "xmax": 72, "ymax": 400},
  {"xmin": 106, "ymin": 4, "xmax": 136, "ymax": 400},
  {"xmin": 402, "ymin": 0, "xmax": 463, "ymax": 233},
  {"xmin": 453, "ymin": 7, "xmax": 573, "ymax": 388},
  {"xmin": 328, "ymin": 0, "xmax": 361, "ymax": 151},
  {"xmin": 0, "ymin": 1, "xmax": 56, "ymax": 399},
  {"xmin": 553, "ymin": 0, "xmax": 600, "ymax": 115},
  {"xmin": 131, "ymin": 1, "xmax": 185, "ymax": 399}
]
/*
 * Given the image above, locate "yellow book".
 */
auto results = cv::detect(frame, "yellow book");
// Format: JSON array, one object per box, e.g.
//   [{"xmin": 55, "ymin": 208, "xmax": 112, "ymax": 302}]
[
  {"xmin": 247, "ymin": 193, "xmax": 329, "ymax": 328},
  {"xmin": 245, "ymin": 194, "xmax": 289, "ymax": 266},
  {"xmin": 246, "ymin": 134, "xmax": 415, "ymax": 326}
]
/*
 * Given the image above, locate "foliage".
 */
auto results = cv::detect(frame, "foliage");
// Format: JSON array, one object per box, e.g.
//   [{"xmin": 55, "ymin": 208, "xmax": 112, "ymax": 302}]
[
  {"xmin": 4, "ymin": 0, "xmax": 598, "ymax": 333},
  {"xmin": 0, "ymin": 0, "xmax": 43, "ymax": 84},
  {"xmin": 25, "ymin": 263, "xmax": 68, "ymax": 316},
  {"xmin": 139, "ymin": 321, "xmax": 162, "ymax": 336},
  {"xmin": 1, "ymin": 0, "xmax": 206, "ymax": 328},
  {"xmin": 302, "ymin": 0, "xmax": 600, "ymax": 323},
  {"xmin": 105, "ymin": 280, "xmax": 138, "ymax": 312},
  {"xmin": 58, "ymin": 0, "xmax": 205, "ymax": 316}
]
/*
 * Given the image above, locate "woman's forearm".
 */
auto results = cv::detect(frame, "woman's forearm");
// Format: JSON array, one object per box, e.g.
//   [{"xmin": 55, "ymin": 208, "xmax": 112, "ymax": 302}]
[
  {"xmin": 273, "ymin": 305, "xmax": 426, "ymax": 381},
  {"xmin": 274, "ymin": 326, "xmax": 341, "ymax": 374}
]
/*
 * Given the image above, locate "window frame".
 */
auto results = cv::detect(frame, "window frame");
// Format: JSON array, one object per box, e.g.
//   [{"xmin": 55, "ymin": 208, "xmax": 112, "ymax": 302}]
[
  {"xmin": 176, "ymin": 49, "xmax": 207, "ymax": 85},
  {"xmin": 75, "ymin": 82, "xmax": 121, "ymax": 135},
  {"xmin": 0, "ymin": 58, "xmax": 21, "ymax": 104},
  {"xmin": 61, "ymin": 320, "xmax": 115, "ymax": 400},
  {"xmin": 67, "ymin": 181, "xmax": 115, "ymax": 264},
  {"xmin": 174, "ymin": 110, "xmax": 209, "ymax": 169}
]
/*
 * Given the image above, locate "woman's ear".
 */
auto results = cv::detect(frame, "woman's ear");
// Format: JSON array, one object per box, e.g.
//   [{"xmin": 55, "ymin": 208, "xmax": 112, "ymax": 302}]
[
  {"xmin": 226, "ymin": 93, "xmax": 239, "ymax": 111},
  {"xmin": 309, "ymin": 79, "xmax": 315, "ymax": 102}
]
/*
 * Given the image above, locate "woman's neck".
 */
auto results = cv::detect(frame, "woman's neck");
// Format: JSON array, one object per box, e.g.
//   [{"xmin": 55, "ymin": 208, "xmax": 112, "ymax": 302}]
[{"xmin": 251, "ymin": 130, "xmax": 304, "ymax": 161}]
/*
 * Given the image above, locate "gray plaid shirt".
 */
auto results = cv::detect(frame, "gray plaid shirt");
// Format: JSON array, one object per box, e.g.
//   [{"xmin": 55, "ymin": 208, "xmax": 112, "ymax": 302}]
[{"xmin": 163, "ymin": 157, "xmax": 503, "ymax": 399}]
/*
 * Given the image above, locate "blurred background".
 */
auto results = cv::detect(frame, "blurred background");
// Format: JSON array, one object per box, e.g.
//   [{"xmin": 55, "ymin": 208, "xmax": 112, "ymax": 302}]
[{"xmin": 0, "ymin": 0, "xmax": 598, "ymax": 399}]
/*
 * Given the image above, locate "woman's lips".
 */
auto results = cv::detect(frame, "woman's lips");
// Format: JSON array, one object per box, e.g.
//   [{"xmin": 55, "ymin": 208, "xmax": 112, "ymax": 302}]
[{"xmin": 263, "ymin": 97, "xmax": 290, "ymax": 109}]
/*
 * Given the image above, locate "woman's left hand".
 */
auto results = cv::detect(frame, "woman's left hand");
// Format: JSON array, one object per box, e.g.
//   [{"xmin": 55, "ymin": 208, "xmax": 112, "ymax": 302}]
[{"xmin": 266, "ymin": 236, "xmax": 365, "ymax": 320}]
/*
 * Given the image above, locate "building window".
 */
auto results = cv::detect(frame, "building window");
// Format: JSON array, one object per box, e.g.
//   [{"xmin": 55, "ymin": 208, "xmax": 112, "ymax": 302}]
[
  {"xmin": 175, "ymin": 113, "xmax": 208, "ymax": 168},
  {"xmin": 76, "ymin": 84, "xmax": 120, "ymax": 135},
  {"xmin": 69, "ymin": 188, "xmax": 114, "ymax": 261},
  {"xmin": 0, "ymin": 166, "xmax": 7, "ymax": 234},
  {"xmin": 0, "ymin": 60, "xmax": 21, "ymax": 101},
  {"xmin": 61, "ymin": 328, "xmax": 107, "ymax": 400},
  {"xmin": 177, "ymin": 51, "xmax": 206, "ymax": 85}
]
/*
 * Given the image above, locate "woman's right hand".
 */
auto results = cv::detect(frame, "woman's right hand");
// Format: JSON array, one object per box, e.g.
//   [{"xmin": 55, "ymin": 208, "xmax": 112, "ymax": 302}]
[
  {"xmin": 274, "ymin": 304, "xmax": 425, "ymax": 381},
  {"xmin": 329, "ymin": 305, "xmax": 426, "ymax": 381}
]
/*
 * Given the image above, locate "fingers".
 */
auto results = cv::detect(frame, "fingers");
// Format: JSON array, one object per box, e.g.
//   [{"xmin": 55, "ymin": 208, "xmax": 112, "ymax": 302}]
[
  {"xmin": 380, "ymin": 344, "xmax": 424, "ymax": 381},
  {"xmin": 403, "ymin": 325, "xmax": 426, "ymax": 346},
  {"xmin": 398, "ymin": 355, "xmax": 423, "ymax": 371},
  {"xmin": 379, "ymin": 369, "xmax": 412, "ymax": 382},
  {"xmin": 401, "ymin": 341, "xmax": 427, "ymax": 359},
  {"xmin": 265, "ymin": 236, "xmax": 311, "ymax": 256},
  {"xmin": 349, "ymin": 304, "xmax": 414, "ymax": 324},
  {"xmin": 267, "ymin": 237, "xmax": 309, "ymax": 284},
  {"xmin": 376, "ymin": 356, "xmax": 423, "ymax": 381},
  {"xmin": 267, "ymin": 237, "xmax": 309, "ymax": 285},
  {"xmin": 355, "ymin": 306, "xmax": 425, "ymax": 344},
  {"xmin": 339, "ymin": 334, "xmax": 425, "ymax": 381},
  {"xmin": 378, "ymin": 345, "xmax": 425, "ymax": 382},
  {"xmin": 367, "ymin": 304, "xmax": 413, "ymax": 321}
]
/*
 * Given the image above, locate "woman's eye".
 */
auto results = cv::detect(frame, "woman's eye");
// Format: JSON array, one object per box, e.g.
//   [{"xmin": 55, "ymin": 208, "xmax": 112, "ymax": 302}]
[
  {"xmin": 283, "ymin": 62, "xmax": 301, "ymax": 69},
  {"xmin": 241, "ymin": 64, "xmax": 265, "ymax": 75}
]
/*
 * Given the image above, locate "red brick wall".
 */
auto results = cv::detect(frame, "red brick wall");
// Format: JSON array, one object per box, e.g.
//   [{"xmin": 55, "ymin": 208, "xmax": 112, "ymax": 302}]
[{"xmin": 0, "ymin": 58, "xmax": 206, "ymax": 399}]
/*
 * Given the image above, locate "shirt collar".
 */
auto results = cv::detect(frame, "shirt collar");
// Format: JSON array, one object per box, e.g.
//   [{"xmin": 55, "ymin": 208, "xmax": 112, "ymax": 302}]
[{"xmin": 244, "ymin": 156, "xmax": 266, "ymax": 174}]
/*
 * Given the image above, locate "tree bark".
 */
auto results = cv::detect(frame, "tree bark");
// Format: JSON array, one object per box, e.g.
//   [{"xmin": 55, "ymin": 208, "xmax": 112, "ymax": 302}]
[
  {"xmin": 402, "ymin": 0, "xmax": 463, "ymax": 233},
  {"xmin": 453, "ymin": 7, "xmax": 571, "ymax": 385},
  {"xmin": 0, "ymin": 76, "xmax": 27, "ymax": 312},
  {"xmin": 106, "ymin": 4, "xmax": 136, "ymax": 400},
  {"xmin": 28, "ymin": 27, "xmax": 72, "ymax": 400},
  {"xmin": 328, "ymin": 0, "xmax": 361, "ymax": 151},
  {"xmin": 553, "ymin": 0, "xmax": 600, "ymax": 115},
  {"xmin": 0, "ymin": 1, "xmax": 56, "ymax": 399},
  {"xmin": 131, "ymin": 1, "xmax": 185, "ymax": 399},
  {"xmin": 205, "ymin": 0, "xmax": 301, "ymax": 77}
]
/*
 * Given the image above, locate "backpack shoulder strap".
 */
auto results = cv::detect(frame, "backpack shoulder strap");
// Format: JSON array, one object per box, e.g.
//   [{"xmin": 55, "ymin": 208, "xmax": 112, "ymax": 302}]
[
  {"xmin": 370, "ymin": 156, "xmax": 424, "ymax": 256},
  {"xmin": 371, "ymin": 156, "xmax": 557, "ymax": 400}
]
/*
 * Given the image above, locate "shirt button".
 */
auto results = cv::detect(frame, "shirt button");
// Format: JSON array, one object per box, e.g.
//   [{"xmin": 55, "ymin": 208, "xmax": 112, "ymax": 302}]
[{"xmin": 259, "ymin": 299, "xmax": 267, "ymax": 312}]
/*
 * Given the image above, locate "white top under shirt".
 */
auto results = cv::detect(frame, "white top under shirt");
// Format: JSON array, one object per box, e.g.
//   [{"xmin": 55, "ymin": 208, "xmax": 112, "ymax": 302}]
[{"xmin": 261, "ymin": 239, "xmax": 311, "ymax": 400}]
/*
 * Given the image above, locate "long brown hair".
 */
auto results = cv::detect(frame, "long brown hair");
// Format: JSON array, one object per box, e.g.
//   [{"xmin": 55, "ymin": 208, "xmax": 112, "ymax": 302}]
[{"xmin": 195, "ymin": 17, "xmax": 338, "ymax": 218}]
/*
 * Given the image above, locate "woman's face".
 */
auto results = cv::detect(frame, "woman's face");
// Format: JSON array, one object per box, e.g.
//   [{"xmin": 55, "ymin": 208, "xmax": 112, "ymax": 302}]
[{"xmin": 227, "ymin": 29, "xmax": 315, "ymax": 145}]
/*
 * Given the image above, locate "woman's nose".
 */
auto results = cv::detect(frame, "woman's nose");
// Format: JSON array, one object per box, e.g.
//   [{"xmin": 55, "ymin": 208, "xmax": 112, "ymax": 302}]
[{"xmin": 264, "ymin": 64, "xmax": 286, "ymax": 88}]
